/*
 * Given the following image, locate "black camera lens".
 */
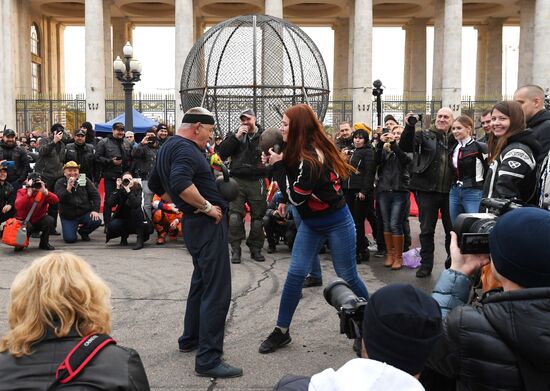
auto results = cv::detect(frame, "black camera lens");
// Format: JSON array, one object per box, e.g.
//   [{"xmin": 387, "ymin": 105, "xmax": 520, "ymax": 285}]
[
  {"xmin": 408, "ymin": 115, "xmax": 418, "ymax": 125},
  {"xmin": 32, "ymin": 181, "xmax": 42, "ymax": 189},
  {"xmin": 122, "ymin": 178, "xmax": 130, "ymax": 186}
]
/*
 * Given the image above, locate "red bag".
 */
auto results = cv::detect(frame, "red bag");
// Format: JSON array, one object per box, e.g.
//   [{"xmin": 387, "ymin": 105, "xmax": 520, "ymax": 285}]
[
  {"xmin": 2, "ymin": 218, "xmax": 29, "ymax": 248},
  {"xmin": 2, "ymin": 192, "xmax": 43, "ymax": 249}
]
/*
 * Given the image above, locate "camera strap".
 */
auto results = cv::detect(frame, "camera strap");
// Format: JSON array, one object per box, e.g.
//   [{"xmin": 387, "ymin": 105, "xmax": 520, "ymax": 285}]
[
  {"xmin": 21, "ymin": 192, "xmax": 43, "ymax": 228},
  {"xmin": 47, "ymin": 334, "xmax": 116, "ymax": 390}
]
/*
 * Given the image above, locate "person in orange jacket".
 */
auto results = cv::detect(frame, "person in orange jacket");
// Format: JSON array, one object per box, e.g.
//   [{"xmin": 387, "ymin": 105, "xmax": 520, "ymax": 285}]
[{"xmin": 151, "ymin": 194, "xmax": 183, "ymax": 244}]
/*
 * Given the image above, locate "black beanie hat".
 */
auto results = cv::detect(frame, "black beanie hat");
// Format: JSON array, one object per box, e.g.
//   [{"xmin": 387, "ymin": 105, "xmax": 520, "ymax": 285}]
[
  {"xmin": 489, "ymin": 207, "xmax": 550, "ymax": 288},
  {"xmin": 362, "ymin": 284, "xmax": 442, "ymax": 375}
]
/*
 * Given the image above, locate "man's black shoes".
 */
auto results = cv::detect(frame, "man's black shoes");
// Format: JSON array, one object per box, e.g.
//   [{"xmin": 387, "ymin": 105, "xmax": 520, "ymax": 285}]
[
  {"xmin": 39, "ymin": 243, "xmax": 55, "ymax": 251},
  {"xmin": 303, "ymin": 276, "xmax": 323, "ymax": 288},
  {"xmin": 416, "ymin": 264, "xmax": 432, "ymax": 278},
  {"xmin": 259, "ymin": 327, "xmax": 291, "ymax": 354},
  {"xmin": 196, "ymin": 361, "xmax": 243, "ymax": 378},
  {"xmin": 250, "ymin": 248, "xmax": 265, "ymax": 262},
  {"xmin": 80, "ymin": 234, "xmax": 91, "ymax": 242}
]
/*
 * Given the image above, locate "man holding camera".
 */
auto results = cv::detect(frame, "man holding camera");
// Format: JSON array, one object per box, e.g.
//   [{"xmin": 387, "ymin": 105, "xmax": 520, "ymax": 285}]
[
  {"xmin": 132, "ymin": 129, "xmax": 159, "ymax": 220},
  {"xmin": 399, "ymin": 108, "xmax": 456, "ymax": 278},
  {"xmin": 219, "ymin": 108, "xmax": 267, "ymax": 263},
  {"xmin": 95, "ymin": 122, "xmax": 133, "ymax": 226},
  {"xmin": 0, "ymin": 163, "xmax": 16, "ymax": 227},
  {"xmin": 14, "ymin": 173, "xmax": 59, "ymax": 250},
  {"xmin": 275, "ymin": 283, "xmax": 442, "ymax": 390},
  {"xmin": 0, "ymin": 128, "xmax": 30, "ymax": 191},
  {"xmin": 427, "ymin": 207, "xmax": 550, "ymax": 390},
  {"xmin": 54, "ymin": 161, "xmax": 101, "ymax": 243}
]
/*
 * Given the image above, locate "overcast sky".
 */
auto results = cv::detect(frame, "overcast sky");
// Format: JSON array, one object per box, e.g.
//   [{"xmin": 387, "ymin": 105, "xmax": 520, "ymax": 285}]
[{"xmin": 64, "ymin": 25, "xmax": 520, "ymax": 98}]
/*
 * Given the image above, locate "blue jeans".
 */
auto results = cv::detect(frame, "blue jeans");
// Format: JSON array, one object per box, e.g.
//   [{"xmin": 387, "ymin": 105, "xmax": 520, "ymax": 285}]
[
  {"xmin": 377, "ymin": 191, "xmax": 408, "ymax": 235},
  {"xmin": 60, "ymin": 213, "xmax": 102, "ymax": 243},
  {"xmin": 276, "ymin": 206, "xmax": 369, "ymax": 328},
  {"xmin": 449, "ymin": 186, "xmax": 483, "ymax": 226},
  {"xmin": 289, "ymin": 205, "xmax": 322, "ymax": 279}
]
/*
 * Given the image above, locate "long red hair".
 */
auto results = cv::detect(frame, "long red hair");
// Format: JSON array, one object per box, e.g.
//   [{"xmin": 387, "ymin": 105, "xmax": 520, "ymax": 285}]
[{"xmin": 282, "ymin": 104, "xmax": 354, "ymax": 179}]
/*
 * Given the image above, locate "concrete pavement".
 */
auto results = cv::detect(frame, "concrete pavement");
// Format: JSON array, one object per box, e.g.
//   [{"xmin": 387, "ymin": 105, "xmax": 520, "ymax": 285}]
[{"xmin": 0, "ymin": 218, "xmax": 448, "ymax": 390}]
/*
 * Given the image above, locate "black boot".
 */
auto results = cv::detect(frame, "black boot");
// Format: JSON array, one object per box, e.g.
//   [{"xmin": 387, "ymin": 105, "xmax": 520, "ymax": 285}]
[
  {"xmin": 231, "ymin": 242, "xmax": 241, "ymax": 264},
  {"xmin": 133, "ymin": 234, "xmax": 144, "ymax": 250},
  {"xmin": 120, "ymin": 236, "xmax": 128, "ymax": 246}
]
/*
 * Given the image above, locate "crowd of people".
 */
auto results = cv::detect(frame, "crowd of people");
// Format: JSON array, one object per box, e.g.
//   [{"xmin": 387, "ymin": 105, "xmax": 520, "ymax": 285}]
[{"xmin": 1, "ymin": 83, "xmax": 550, "ymax": 389}]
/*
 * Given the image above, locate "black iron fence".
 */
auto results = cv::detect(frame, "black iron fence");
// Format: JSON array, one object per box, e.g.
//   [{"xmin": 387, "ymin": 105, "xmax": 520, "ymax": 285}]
[{"xmin": 15, "ymin": 95, "xmax": 500, "ymax": 136}]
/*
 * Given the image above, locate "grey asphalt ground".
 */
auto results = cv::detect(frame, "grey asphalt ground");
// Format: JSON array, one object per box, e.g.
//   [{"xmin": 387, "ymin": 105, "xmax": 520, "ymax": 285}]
[{"xmin": 0, "ymin": 217, "xmax": 448, "ymax": 390}]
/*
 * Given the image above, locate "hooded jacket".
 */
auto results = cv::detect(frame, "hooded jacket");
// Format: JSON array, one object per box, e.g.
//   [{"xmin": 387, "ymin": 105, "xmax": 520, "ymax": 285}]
[
  {"xmin": 483, "ymin": 130, "xmax": 542, "ymax": 204},
  {"xmin": 343, "ymin": 144, "xmax": 376, "ymax": 193},
  {"xmin": 527, "ymin": 109, "xmax": 550, "ymax": 155},
  {"xmin": 218, "ymin": 125, "xmax": 266, "ymax": 178},
  {"xmin": 429, "ymin": 269, "xmax": 550, "ymax": 391},
  {"xmin": 274, "ymin": 358, "xmax": 424, "ymax": 391},
  {"xmin": 34, "ymin": 137, "xmax": 66, "ymax": 182}
]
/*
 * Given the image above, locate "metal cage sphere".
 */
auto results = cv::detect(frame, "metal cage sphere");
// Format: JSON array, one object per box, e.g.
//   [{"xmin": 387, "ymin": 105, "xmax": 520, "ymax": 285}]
[{"xmin": 180, "ymin": 14, "xmax": 330, "ymax": 135}]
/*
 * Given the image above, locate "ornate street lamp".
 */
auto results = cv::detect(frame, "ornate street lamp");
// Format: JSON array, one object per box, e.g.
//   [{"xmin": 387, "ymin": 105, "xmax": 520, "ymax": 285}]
[{"xmin": 113, "ymin": 42, "xmax": 142, "ymax": 131}]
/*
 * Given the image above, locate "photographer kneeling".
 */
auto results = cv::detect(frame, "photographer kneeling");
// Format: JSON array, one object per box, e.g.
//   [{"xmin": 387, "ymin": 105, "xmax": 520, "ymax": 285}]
[
  {"xmin": 275, "ymin": 284, "xmax": 442, "ymax": 390},
  {"xmin": 14, "ymin": 173, "xmax": 59, "ymax": 251},
  {"xmin": 106, "ymin": 172, "xmax": 152, "ymax": 250},
  {"xmin": 426, "ymin": 207, "xmax": 550, "ymax": 390},
  {"xmin": 54, "ymin": 161, "xmax": 102, "ymax": 243}
]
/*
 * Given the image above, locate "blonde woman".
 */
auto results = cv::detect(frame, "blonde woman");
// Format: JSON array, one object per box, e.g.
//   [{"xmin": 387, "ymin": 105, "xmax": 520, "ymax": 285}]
[{"xmin": 0, "ymin": 252, "xmax": 150, "ymax": 390}]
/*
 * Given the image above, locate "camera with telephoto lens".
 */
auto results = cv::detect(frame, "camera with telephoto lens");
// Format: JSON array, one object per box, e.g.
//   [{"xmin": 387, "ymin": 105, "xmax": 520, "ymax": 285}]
[
  {"xmin": 32, "ymin": 180, "xmax": 43, "ymax": 190},
  {"xmin": 147, "ymin": 135, "xmax": 157, "ymax": 146},
  {"xmin": 122, "ymin": 178, "xmax": 131, "ymax": 187},
  {"xmin": 323, "ymin": 278, "xmax": 368, "ymax": 340},
  {"xmin": 453, "ymin": 198, "xmax": 523, "ymax": 254},
  {"xmin": 408, "ymin": 114, "xmax": 423, "ymax": 126}
]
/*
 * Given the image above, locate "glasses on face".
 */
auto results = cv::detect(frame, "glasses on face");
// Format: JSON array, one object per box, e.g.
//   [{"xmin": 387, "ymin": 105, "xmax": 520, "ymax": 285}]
[{"xmin": 75, "ymin": 134, "xmax": 85, "ymax": 137}]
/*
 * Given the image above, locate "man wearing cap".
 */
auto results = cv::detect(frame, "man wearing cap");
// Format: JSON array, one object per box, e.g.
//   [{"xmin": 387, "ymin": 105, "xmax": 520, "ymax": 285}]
[
  {"xmin": 95, "ymin": 122, "xmax": 133, "ymax": 227},
  {"xmin": 0, "ymin": 128, "xmax": 31, "ymax": 192},
  {"xmin": 156, "ymin": 123, "xmax": 170, "ymax": 147},
  {"xmin": 219, "ymin": 108, "xmax": 267, "ymax": 263},
  {"xmin": 274, "ymin": 284, "xmax": 442, "ymax": 390},
  {"xmin": 125, "ymin": 131, "xmax": 136, "ymax": 148},
  {"xmin": 149, "ymin": 107, "xmax": 242, "ymax": 378},
  {"xmin": 0, "ymin": 162, "xmax": 16, "ymax": 227},
  {"xmin": 65, "ymin": 128, "xmax": 96, "ymax": 182},
  {"xmin": 54, "ymin": 161, "xmax": 101, "ymax": 243},
  {"xmin": 14, "ymin": 172, "xmax": 59, "ymax": 250},
  {"xmin": 427, "ymin": 207, "xmax": 550, "ymax": 389}
]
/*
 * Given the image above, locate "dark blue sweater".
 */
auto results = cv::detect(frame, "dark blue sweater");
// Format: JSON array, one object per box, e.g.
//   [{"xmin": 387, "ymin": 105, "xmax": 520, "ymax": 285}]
[{"xmin": 148, "ymin": 135, "xmax": 227, "ymax": 215}]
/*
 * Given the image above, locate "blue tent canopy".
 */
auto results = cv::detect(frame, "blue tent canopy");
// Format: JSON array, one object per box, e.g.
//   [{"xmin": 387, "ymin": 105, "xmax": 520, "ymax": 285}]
[{"xmin": 94, "ymin": 109, "xmax": 158, "ymax": 135}]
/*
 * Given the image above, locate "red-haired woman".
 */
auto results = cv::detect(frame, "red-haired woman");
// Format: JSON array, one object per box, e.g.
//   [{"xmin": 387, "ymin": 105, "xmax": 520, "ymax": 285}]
[
  {"xmin": 259, "ymin": 104, "xmax": 369, "ymax": 354},
  {"xmin": 483, "ymin": 101, "xmax": 542, "ymax": 203}
]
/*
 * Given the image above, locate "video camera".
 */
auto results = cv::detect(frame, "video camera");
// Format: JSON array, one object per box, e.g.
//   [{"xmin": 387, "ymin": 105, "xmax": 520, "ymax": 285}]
[
  {"xmin": 323, "ymin": 278, "xmax": 367, "ymax": 340},
  {"xmin": 454, "ymin": 198, "xmax": 523, "ymax": 254}
]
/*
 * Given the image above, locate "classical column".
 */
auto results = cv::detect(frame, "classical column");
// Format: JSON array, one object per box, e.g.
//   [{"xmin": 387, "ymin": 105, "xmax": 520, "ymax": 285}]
[
  {"xmin": 484, "ymin": 18, "xmax": 503, "ymax": 100},
  {"xmin": 352, "ymin": 0, "xmax": 372, "ymax": 125},
  {"xmin": 57, "ymin": 23, "xmax": 65, "ymax": 93},
  {"xmin": 532, "ymin": 0, "xmax": 550, "ymax": 90},
  {"xmin": 112, "ymin": 17, "xmax": 131, "ymax": 97},
  {"xmin": 0, "ymin": 0, "xmax": 16, "ymax": 128},
  {"xmin": 431, "ymin": 0, "xmax": 444, "ymax": 100},
  {"xmin": 517, "ymin": 0, "xmax": 535, "ymax": 87},
  {"xmin": 16, "ymin": 2, "xmax": 32, "ymax": 97},
  {"xmin": 403, "ymin": 18, "xmax": 427, "ymax": 100},
  {"xmin": 333, "ymin": 18, "xmax": 350, "ymax": 100},
  {"xmin": 265, "ymin": 0, "xmax": 283, "ymax": 18},
  {"xmin": 348, "ymin": 6, "xmax": 354, "ymax": 92},
  {"xmin": 175, "ymin": 0, "xmax": 194, "ymax": 125},
  {"xmin": 475, "ymin": 25, "xmax": 488, "ymax": 99},
  {"xmin": 441, "ymin": 0, "xmax": 462, "ymax": 114},
  {"xmin": 85, "ymin": 0, "xmax": 106, "ymax": 125},
  {"xmin": 103, "ymin": 1, "xmax": 113, "ymax": 97},
  {"xmin": 194, "ymin": 17, "xmax": 204, "ymax": 41}
]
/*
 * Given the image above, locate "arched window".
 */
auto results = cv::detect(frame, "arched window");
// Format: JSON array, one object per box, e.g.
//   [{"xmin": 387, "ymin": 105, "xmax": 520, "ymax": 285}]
[{"xmin": 31, "ymin": 23, "xmax": 41, "ymax": 94}]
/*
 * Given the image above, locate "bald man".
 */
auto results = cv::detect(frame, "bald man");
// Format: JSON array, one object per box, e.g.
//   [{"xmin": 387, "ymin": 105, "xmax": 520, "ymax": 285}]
[
  {"xmin": 513, "ymin": 84, "xmax": 550, "ymax": 155},
  {"xmin": 399, "ymin": 107, "xmax": 456, "ymax": 278}
]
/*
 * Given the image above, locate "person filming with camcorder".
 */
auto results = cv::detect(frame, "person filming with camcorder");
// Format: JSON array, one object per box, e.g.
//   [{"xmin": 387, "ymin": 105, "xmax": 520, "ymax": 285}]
[{"xmin": 424, "ymin": 206, "xmax": 550, "ymax": 391}]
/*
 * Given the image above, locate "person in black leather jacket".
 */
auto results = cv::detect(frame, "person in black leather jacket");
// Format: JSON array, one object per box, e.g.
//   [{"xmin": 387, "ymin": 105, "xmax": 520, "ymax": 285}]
[
  {"xmin": 343, "ymin": 129, "xmax": 376, "ymax": 263},
  {"xmin": 131, "ymin": 130, "xmax": 158, "ymax": 220},
  {"xmin": 513, "ymin": 84, "xmax": 550, "ymax": 155},
  {"xmin": 399, "ymin": 108, "xmax": 457, "ymax": 278},
  {"xmin": 106, "ymin": 172, "xmax": 152, "ymax": 250},
  {"xmin": 483, "ymin": 101, "xmax": 542, "ymax": 204},
  {"xmin": 426, "ymin": 207, "xmax": 550, "ymax": 391},
  {"xmin": 448, "ymin": 115, "xmax": 487, "ymax": 225},
  {"xmin": 0, "ymin": 164, "xmax": 16, "ymax": 225},
  {"xmin": 64, "ymin": 128, "xmax": 96, "ymax": 182},
  {"xmin": 0, "ymin": 129, "xmax": 30, "ymax": 191},
  {"xmin": 0, "ymin": 252, "xmax": 150, "ymax": 390},
  {"xmin": 376, "ymin": 127, "xmax": 411, "ymax": 270},
  {"xmin": 95, "ymin": 122, "xmax": 133, "ymax": 226}
]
